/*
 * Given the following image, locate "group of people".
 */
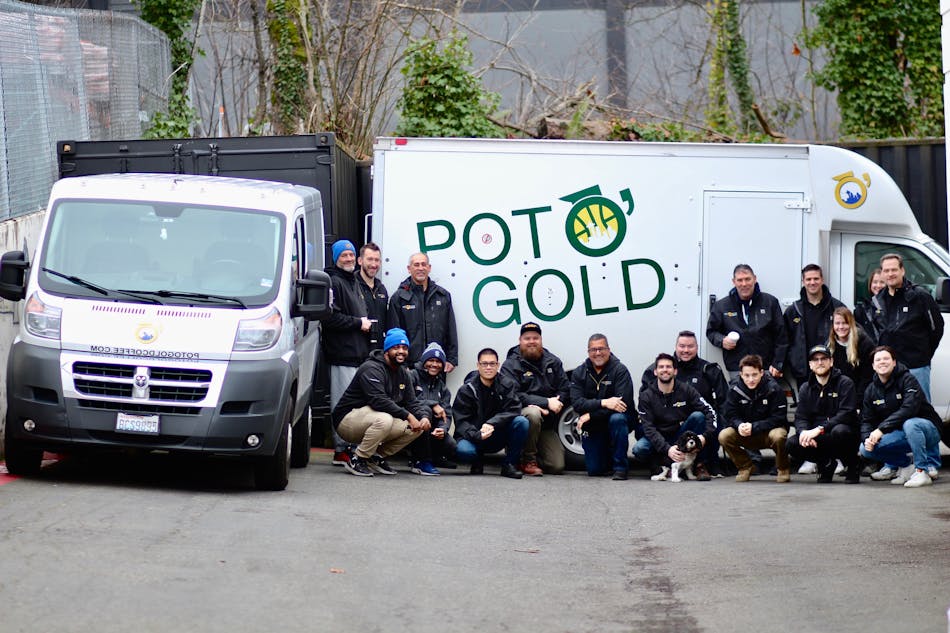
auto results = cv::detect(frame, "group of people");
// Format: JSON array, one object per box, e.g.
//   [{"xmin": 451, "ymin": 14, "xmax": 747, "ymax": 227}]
[{"xmin": 323, "ymin": 239, "xmax": 947, "ymax": 487}]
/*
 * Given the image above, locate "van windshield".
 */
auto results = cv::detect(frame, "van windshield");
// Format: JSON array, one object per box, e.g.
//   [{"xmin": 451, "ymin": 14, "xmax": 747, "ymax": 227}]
[{"xmin": 38, "ymin": 199, "xmax": 284, "ymax": 306}]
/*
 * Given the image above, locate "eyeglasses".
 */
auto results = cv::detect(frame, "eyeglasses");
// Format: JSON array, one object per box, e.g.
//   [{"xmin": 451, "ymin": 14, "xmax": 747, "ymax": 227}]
[
  {"xmin": 587, "ymin": 347, "xmax": 609, "ymax": 353},
  {"xmin": 478, "ymin": 361, "xmax": 498, "ymax": 368}
]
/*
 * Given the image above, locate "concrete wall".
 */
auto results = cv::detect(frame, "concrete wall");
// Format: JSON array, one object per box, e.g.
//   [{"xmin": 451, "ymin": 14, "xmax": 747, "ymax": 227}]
[{"xmin": 0, "ymin": 210, "xmax": 47, "ymax": 458}]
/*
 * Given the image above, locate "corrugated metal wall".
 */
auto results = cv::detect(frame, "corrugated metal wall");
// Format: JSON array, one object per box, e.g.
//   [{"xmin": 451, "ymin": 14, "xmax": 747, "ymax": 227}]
[{"xmin": 839, "ymin": 139, "xmax": 948, "ymax": 248}]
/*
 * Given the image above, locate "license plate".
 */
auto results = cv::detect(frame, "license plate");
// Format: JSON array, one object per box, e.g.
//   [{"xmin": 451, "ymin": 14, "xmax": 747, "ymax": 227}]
[{"xmin": 115, "ymin": 412, "xmax": 160, "ymax": 435}]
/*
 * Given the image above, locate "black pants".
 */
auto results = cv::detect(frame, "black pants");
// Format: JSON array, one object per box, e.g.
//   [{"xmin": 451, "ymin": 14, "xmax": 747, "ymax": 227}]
[
  {"xmin": 409, "ymin": 428, "xmax": 458, "ymax": 462},
  {"xmin": 786, "ymin": 424, "xmax": 858, "ymax": 468}
]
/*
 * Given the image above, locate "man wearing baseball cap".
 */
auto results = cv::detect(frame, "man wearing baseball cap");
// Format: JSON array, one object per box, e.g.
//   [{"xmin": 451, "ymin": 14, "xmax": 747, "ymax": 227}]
[
  {"xmin": 332, "ymin": 328, "xmax": 432, "ymax": 477},
  {"xmin": 785, "ymin": 344, "xmax": 860, "ymax": 483},
  {"xmin": 322, "ymin": 239, "xmax": 375, "ymax": 466},
  {"xmin": 500, "ymin": 322, "xmax": 572, "ymax": 475}
]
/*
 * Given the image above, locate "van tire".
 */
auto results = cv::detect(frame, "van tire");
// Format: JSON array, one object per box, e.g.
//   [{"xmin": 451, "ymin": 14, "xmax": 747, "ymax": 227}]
[
  {"xmin": 290, "ymin": 405, "xmax": 311, "ymax": 468},
  {"xmin": 556, "ymin": 407, "xmax": 587, "ymax": 471},
  {"xmin": 254, "ymin": 404, "xmax": 292, "ymax": 491},
  {"xmin": 3, "ymin": 421, "xmax": 43, "ymax": 476}
]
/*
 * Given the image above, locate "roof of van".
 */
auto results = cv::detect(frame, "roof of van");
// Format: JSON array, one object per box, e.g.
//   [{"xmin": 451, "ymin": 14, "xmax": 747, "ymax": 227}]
[{"xmin": 49, "ymin": 173, "xmax": 321, "ymax": 214}]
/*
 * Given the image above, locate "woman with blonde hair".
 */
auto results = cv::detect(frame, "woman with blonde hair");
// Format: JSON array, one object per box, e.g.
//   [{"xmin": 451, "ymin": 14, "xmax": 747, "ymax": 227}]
[{"xmin": 827, "ymin": 306, "xmax": 875, "ymax": 396}]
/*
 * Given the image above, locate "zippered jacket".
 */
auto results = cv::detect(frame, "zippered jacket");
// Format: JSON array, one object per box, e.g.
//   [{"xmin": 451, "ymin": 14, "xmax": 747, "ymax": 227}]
[
  {"xmin": 870, "ymin": 280, "xmax": 944, "ymax": 368},
  {"xmin": 793, "ymin": 368, "xmax": 857, "ymax": 435},
  {"xmin": 723, "ymin": 374, "xmax": 788, "ymax": 435},
  {"xmin": 569, "ymin": 354, "xmax": 636, "ymax": 432},
  {"xmin": 706, "ymin": 284, "xmax": 788, "ymax": 372},
  {"xmin": 860, "ymin": 363, "xmax": 941, "ymax": 440},
  {"xmin": 452, "ymin": 372, "xmax": 522, "ymax": 443},
  {"xmin": 388, "ymin": 277, "xmax": 458, "ymax": 365},
  {"xmin": 332, "ymin": 350, "xmax": 428, "ymax": 427},
  {"xmin": 322, "ymin": 265, "xmax": 370, "ymax": 367},
  {"xmin": 500, "ymin": 345, "xmax": 571, "ymax": 411},
  {"xmin": 783, "ymin": 285, "xmax": 844, "ymax": 383},
  {"xmin": 637, "ymin": 380, "xmax": 717, "ymax": 453}
]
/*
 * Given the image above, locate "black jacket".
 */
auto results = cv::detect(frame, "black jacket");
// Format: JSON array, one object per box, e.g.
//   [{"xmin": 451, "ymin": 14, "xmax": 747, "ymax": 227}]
[
  {"xmin": 355, "ymin": 270, "xmax": 390, "ymax": 351},
  {"xmin": 870, "ymin": 280, "xmax": 944, "ymax": 368},
  {"xmin": 640, "ymin": 355, "xmax": 728, "ymax": 416},
  {"xmin": 331, "ymin": 350, "xmax": 429, "ymax": 428},
  {"xmin": 388, "ymin": 277, "xmax": 458, "ymax": 365},
  {"xmin": 500, "ymin": 345, "xmax": 571, "ymax": 414},
  {"xmin": 853, "ymin": 299, "xmax": 880, "ymax": 344},
  {"xmin": 637, "ymin": 380, "xmax": 717, "ymax": 453},
  {"xmin": 322, "ymin": 265, "xmax": 370, "ymax": 367},
  {"xmin": 409, "ymin": 364, "xmax": 452, "ymax": 432},
  {"xmin": 723, "ymin": 374, "xmax": 788, "ymax": 435},
  {"xmin": 793, "ymin": 368, "xmax": 858, "ymax": 435},
  {"xmin": 829, "ymin": 329, "xmax": 875, "ymax": 397},
  {"xmin": 569, "ymin": 354, "xmax": 636, "ymax": 432},
  {"xmin": 860, "ymin": 363, "xmax": 941, "ymax": 440},
  {"xmin": 452, "ymin": 373, "xmax": 522, "ymax": 444},
  {"xmin": 783, "ymin": 285, "xmax": 844, "ymax": 383},
  {"xmin": 706, "ymin": 284, "xmax": 788, "ymax": 372}
]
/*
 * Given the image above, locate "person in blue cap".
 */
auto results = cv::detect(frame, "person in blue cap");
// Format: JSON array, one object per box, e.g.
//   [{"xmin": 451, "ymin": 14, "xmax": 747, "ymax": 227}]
[
  {"xmin": 322, "ymin": 239, "xmax": 374, "ymax": 466},
  {"xmin": 332, "ymin": 328, "xmax": 432, "ymax": 477},
  {"xmin": 407, "ymin": 341, "xmax": 457, "ymax": 475}
]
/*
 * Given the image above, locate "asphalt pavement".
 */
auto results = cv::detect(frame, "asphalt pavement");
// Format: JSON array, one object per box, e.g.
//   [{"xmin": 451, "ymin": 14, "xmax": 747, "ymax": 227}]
[{"xmin": 1, "ymin": 450, "xmax": 949, "ymax": 633}]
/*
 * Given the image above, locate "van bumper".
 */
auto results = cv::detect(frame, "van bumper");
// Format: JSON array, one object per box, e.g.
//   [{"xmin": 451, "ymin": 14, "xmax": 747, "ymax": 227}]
[{"xmin": 5, "ymin": 342, "xmax": 295, "ymax": 457}]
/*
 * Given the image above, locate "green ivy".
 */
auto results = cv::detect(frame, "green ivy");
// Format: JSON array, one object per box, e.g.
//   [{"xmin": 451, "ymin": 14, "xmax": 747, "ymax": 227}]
[
  {"xmin": 136, "ymin": 0, "xmax": 200, "ymax": 137},
  {"xmin": 704, "ymin": 0, "xmax": 755, "ymax": 136},
  {"xmin": 809, "ymin": 0, "xmax": 943, "ymax": 138},
  {"xmin": 267, "ymin": 0, "xmax": 308, "ymax": 135},
  {"xmin": 396, "ymin": 32, "xmax": 502, "ymax": 138}
]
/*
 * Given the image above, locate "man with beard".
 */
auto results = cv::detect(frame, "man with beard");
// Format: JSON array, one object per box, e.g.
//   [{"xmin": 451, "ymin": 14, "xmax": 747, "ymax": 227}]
[
  {"xmin": 570, "ymin": 334, "xmax": 635, "ymax": 480},
  {"xmin": 785, "ymin": 345, "xmax": 860, "ymax": 483},
  {"xmin": 332, "ymin": 328, "xmax": 431, "ymax": 477},
  {"xmin": 634, "ymin": 353, "xmax": 717, "ymax": 480},
  {"xmin": 355, "ymin": 242, "xmax": 389, "ymax": 351},
  {"xmin": 783, "ymin": 264, "xmax": 844, "ymax": 386},
  {"xmin": 322, "ymin": 239, "xmax": 373, "ymax": 465},
  {"xmin": 500, "ymin": 322, "xmax": 572, "ymax": 475},
  {"xmin": 640, "ymin": 330, "xmax": 728, "ymax": 478}
]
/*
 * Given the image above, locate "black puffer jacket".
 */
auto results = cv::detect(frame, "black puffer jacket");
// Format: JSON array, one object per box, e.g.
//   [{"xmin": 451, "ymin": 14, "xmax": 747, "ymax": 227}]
[
  {"xmin": 331, "ymin": 350, "xmax": 428, "ymax": 428},
  {"xmin": 706, "ymin": 284, "xmax": 788, "ymax": 372},
  {"xmin": 388, "ymin": 277, "xmax": 458, "ymax": 365},
  {"xmin": 322, "ymin": 265, "xmax": 370, "ymax": 367}
]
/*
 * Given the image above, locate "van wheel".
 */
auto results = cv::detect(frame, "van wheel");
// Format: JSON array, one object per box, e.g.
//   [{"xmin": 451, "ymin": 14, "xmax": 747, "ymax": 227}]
[
  {"xmin": 3, "ymin": 420, "xmax": 43, "ymax": 476},
  {"xmin": 254, "ymin": 405, "xmax": 292, "ymax": 491},
  {"xmin": 290, "ymin": 405, "xmax": 312, "ymax": 468},
  {"xmin": 556, "ymin": 407, "xmax": 586, "ymax": 471}
]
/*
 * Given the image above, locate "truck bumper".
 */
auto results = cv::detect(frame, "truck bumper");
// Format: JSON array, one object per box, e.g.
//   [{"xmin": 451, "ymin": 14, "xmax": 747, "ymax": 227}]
[{"xmin": 6, "ymin": 342, "xmax": 295, "ymax": 457}]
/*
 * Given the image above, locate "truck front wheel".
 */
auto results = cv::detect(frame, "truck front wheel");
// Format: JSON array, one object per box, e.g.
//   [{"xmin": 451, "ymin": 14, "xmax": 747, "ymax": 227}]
[
  {"xmin": 254, "ymin": 404, "xmax": 292, "ymax": 491},
  {"xmin": 556, "ymin": 407, "xmax": 586, "ymax": 471},
  {"xmin": 3, "ymin": 419, "xmax": 43, "ymax": 476}
]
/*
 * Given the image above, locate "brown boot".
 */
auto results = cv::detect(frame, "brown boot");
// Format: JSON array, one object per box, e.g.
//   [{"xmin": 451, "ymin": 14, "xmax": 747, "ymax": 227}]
[
  {"xmin": 776, "ymin": 469, "xmax": 791, "ymax": 483},
  {"xmin": 735, "ymin": 468, "xmax": 752, "ymax": 482},
  {"xmin": 520, "ymin": 460, "xmax": 543, "ymax": 476}
]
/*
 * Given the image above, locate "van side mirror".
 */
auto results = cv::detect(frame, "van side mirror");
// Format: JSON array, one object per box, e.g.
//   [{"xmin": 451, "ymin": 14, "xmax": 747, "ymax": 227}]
[
  {"xmin": 936, "ymin": 277, "xmax": 950, "ymax": 307},
  {"xmin": 295, "ymin": 269, "xmax": 331, "ymax": 320},
  {"xmin": 0, "ymin": 250, "xmax": 29, "ymax": 301}
]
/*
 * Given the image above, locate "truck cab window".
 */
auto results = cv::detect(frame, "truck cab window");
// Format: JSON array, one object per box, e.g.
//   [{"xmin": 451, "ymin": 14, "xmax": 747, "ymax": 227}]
[{"xmin": 855, "ymin": 241, "xmax": 944, "ymax": 302}]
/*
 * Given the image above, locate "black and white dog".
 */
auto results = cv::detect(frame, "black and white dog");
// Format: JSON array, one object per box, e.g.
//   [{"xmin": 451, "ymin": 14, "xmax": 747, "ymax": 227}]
[{"xmin": 650, "ymin": 431, "xmax": 702, "ymax": 482}]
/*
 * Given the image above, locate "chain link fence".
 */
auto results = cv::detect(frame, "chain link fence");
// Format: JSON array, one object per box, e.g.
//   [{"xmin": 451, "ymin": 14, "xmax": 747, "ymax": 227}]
[{"xmin": 0, "ymin": 0, "xmax": 170, "ymax": 220}]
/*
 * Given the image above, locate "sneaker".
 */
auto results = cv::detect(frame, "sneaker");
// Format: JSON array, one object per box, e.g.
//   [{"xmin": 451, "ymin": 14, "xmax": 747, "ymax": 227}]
[
  {"xmin": 410, "ymin": 461, "xmax": 440, "ymax": 476},
  {"xmin": 834, "ymin": 459, "xmax": 846, "ymax": 475},
  {"xmin": 344, "ymin": 455, "xmax": 373, "ymax": 477},
  {"xmin": 845, "ymin": 462, "xmax": 861, "ymax": 484},
  {"xmin": 693, "ymin": 462, "xmax": 712, "ymax": 481},
  {"xmin": 435, "ymin": 455, "xmax": 458, "ymax": 470},
  {"xmin": 928, "ymin": 466, "xmax": 940, "ymax": 480},
  {"xmin": 612, "ymin": 469, "xmax": 628, "ymax": 481},
  {"xmin": 332, "ymin": 450, "xmax": 351, "ymax": 466},
  {"xmin": 798, "ymin": 461, "xmax": 818, "ymax": 475},
  {"xmin": 890, "ymin": 464, "xmax": 916, "ymax": 485},
  {"xmin": 500, "ymin": 463, "xmax": 523, "ymax": 479},
  {"xmin": 871, "ymin": 465, "xmax": 898, "ymax": 480},
  {"xmin": 904, "ymin": 469, "xmax": 934, "ymax": 488},
  {"xmin": 520, "ymin": 460, "xmax": 543, "ymax": 476},
  {"xmin": 368, "ymin": 454, "xmax": 397, "ymax": 475}
]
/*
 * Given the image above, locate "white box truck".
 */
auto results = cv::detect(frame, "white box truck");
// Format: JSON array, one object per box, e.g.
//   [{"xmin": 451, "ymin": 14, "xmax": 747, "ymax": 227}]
[
  {"xmin": 371, "ymin": 137, "xmax": 950, "ymax": 464},
  {"xmin": 0, "ymin": 173, "xmax": 331, "ymax": 490}
]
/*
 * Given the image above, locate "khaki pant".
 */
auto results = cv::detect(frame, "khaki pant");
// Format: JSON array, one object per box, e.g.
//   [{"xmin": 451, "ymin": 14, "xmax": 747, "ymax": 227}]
[
  {"xmin": 719, "ymin": 426, "xmax": 789, "ymax": 471},
  {"xmin": 337, "ymin": 406, "xmax": 421, "ymax": 459},
  {"xmin": 521, "ymin": 406, "xmax": 565, "ymax": 475}
]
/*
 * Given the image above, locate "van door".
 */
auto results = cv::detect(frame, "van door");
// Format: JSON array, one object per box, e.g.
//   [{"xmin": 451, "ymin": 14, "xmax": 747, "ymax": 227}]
[
  {"xmin": 700, "ymin": 191, "xmax": 807, "ymax": 370},
  {"xmin": 841, "ymin": 234, "xmax": 950, "ymax": 420}
]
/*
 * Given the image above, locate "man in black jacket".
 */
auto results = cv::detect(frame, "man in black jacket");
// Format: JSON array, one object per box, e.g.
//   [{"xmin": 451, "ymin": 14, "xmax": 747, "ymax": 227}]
[
  {"xmin": 870, "ymin": 253, "xmax": 944, "ymax": 401},
  {"xmin": 332, "ymin": 328, "xmax": 431, "ymax": 477},
  {"xmin": 388, "ymin": 252, "xmax": 458, "ymax": 371},
  {"xmin": 453, "ymin": 348, "xmax": 529, "ymax": 479},
  {"xmin": 783, "ymin": 264, "xmax": 845, "ymax": 385},
  {"xmin": 570, "ymin": 334, "xmax": 635, "ymax": 480},
  {"xmin": 355, "ymin": 242, "xmax": 390, "ymax": 351},
  {"xmin": 634, "ymin": 353, "xmax": 717, "ymax": 480},
  {"xmin": 719, "ymin": 354, "xmax": 791, "ymax": 482},
  {"xmin": 785, "ymin": 345, "xmax": 860, "ymax": 483},
  {"xmin": 706, "ymin": 264, "xmax": 788, "ymax": 376},
  {"xmin": 407, "ymin": 342, "xmax": 456, "ymax": 476},
  {"xmin": 859, "ymin": 345, "xmax": 942, "ymax": 488},
  {"xmin": 640, "ymin": 330, "xmax": 728, "ymax": 477},
  {"xmin": 323, "ymin": 239, "xmax": 373, "ymax": 465},
  {"xmin": 500, "ymin": 322, "xmax": 572, "ymax": 475}
]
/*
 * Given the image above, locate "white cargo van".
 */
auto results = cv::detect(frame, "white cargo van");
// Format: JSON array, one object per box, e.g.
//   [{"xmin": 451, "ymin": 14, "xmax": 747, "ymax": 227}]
[
  {"xmin": 0, "ymin": 174, "xmax": 331, "ymax": 490},
  {"xmin": 371, "ymin": 137, "xmax": 950, "ymax": 463}
]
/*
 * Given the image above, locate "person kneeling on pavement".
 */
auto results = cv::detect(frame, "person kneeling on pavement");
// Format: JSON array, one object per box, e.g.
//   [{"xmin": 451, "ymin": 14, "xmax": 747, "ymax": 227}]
[
  {"xmin": 332, "ymin": 328, "xmax": 431, "ymax": 477},
  {"xmin": 453, "ymin": 348, "xmax": 529, "ymax": 479},
  {"xmin": 407, "ymin": 342, "xmax": 458, "ymax": 476}
]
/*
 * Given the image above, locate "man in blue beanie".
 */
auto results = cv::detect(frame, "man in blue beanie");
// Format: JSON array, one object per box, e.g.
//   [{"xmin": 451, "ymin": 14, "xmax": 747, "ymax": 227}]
[
  {"xmin": 322, "ymin": 239, "xmax": 373, "ymax": 466},
  {"xmin": 332, "ymin": 328, "xmax": 432, "ymax": 476}
]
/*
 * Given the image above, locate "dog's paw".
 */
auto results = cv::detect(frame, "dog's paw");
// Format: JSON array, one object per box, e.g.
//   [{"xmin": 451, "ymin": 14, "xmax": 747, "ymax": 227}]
[{"xmin": 650, "ymin": 466, "xmax": 670, "ymax": 481}]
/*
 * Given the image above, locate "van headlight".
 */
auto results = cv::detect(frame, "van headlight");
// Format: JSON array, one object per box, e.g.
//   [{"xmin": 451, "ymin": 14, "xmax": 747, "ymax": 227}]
[
  {"xmin": 25, "ymin": 293, "xmax": 62, "ymax": 340},
  {"xmin": 233, "ymin": 307, "xmax": 282, "ymax": 351}
]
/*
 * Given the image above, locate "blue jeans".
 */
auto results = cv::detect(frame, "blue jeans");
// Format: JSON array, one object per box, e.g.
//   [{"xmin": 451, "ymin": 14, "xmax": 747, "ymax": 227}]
[
  {"xmin": 909, "ymin": 365, "xmax": 931, "ymax": 402},
  {"xmin": 859, "ymin": 417, "xmax": 942, "ymax": 471},
  {"xmin": 456, "ymin": 416, "xmax": 529, "ymax": 466},
  {"xmin": 581, "ymin": 413, "xmax": 630, "ymax": 475},
  {"xmin": 632, "ymin": 411, "xmax": 708, "ymax": 464}
]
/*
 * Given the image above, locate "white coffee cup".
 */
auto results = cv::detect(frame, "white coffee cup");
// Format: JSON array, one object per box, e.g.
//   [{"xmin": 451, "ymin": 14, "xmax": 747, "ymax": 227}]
[{"xmin": 727, "ymin": 331, "xmax": 740, "ymax": 342}]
